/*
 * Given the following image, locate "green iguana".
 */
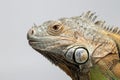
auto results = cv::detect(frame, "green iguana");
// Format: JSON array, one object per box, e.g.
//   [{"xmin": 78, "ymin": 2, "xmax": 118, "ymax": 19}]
[{"xmin": 27, "ymin": 11, "xmax": 120, "ymax": 80}]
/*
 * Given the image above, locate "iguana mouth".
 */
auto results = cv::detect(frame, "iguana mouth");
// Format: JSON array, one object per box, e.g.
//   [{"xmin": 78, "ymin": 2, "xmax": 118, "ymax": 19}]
[
  {"xmin": 28, "ymin": 39, "xmax": 39, "ymax": 47},
  {"xmin": 28, "ymin": 40, "xmax": 38, "ymax": 44}
]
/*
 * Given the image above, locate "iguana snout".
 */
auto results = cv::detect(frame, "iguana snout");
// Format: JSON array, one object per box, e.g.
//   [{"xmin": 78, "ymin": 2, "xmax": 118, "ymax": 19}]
[
  {"xmin": 27, "ymin": 27, "xmax": 36, "ymax": 40},
  {"xmin": 27, "ymin": 21, "xmax": 75, "ymax": 53}
]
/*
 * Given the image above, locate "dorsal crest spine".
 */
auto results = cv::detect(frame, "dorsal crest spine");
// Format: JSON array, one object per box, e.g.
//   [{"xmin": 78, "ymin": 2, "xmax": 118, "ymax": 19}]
[{"xmin": 80, "ymin": 11, "xmax": 97, "ymax": 22}]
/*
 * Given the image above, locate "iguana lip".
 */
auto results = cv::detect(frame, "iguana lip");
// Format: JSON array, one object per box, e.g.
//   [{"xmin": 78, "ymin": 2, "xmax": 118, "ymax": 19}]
[{"xmin": 29, "ymin": 40, "xmax": 36, "ymax": 42}]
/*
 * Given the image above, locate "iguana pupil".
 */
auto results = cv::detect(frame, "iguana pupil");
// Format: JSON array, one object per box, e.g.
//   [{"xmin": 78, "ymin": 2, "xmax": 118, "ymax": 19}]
[{"xmin": 53, "ymin": 24, "xmax": 60, "ymax": 30}]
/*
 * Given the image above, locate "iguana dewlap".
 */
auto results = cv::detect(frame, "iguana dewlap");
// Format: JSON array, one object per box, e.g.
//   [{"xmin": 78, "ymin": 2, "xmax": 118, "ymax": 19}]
[{"xmin": 27, "ymin": 11, "xmax": 120, "ymax": 80}]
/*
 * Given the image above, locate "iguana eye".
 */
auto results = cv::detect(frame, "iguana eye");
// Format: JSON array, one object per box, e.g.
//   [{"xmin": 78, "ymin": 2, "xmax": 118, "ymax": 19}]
[
  {"xmin": 47, "ymin": 22, "xmax": 63, "ymax": 36},
  {"xmin": 65, "ymin": 47, "xmax": 89, "ymax": 64},
  {"xmin": 52, "ymin": 25, "xmax": 60, "ymax": 30}
]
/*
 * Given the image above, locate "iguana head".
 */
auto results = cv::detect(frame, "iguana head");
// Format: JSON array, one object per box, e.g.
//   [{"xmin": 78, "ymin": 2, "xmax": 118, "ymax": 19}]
[
  {"xmin": 27, "ymin": 11, "xmax": 120, "ymax": 80},
  {"xmin": 27, "ymin": 19, "xmax": 77, "ymax": 55},
  {"xmin": 27, "ymin": 17, "xmax": 91, "ymax": 79}
]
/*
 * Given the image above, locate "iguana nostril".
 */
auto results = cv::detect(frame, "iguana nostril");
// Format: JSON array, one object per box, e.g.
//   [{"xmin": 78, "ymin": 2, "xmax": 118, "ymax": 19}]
[
  {"xmin": 29, "ymin": 28, "xmax": 35, "ymax": 35},
  {"xmin": 27, "ymin": 28, "xmax": 36, "ymax": 39},
  {"xmin": 31, "ymin": 29, "xmax": 34, "ymax": 35}
]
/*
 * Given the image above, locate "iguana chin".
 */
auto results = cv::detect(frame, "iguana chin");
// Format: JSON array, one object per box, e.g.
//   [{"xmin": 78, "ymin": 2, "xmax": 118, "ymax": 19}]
[{"xmin": 27, "ymin": 11, "xmax": 120, "ymax": 80}]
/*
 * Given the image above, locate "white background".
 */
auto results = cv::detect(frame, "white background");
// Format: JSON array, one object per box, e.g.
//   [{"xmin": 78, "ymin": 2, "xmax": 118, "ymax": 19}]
[{"xmin": 0, "ymin": 0, "xmax": 120, "ymax": 80}]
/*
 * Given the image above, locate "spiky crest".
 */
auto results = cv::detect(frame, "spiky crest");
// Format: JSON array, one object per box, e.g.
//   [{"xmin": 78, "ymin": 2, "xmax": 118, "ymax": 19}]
[
  {"xmin": 80, "ymin": 11, "xmax": 120, "ymax": 35},
  {"xmin": 80, "ymin": 11, "xmax": 97, "ymax": 22}
]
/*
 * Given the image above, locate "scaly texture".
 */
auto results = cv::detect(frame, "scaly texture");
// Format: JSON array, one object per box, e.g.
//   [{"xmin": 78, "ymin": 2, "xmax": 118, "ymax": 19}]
[{"xmin": 27, "ymin": 11, "xmax": 120, "ymax": 80}]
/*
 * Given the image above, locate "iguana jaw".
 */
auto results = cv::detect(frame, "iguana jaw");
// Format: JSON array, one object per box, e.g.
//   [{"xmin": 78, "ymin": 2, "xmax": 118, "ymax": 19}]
[{"xmin": 28, "ymin": 36, "xmax": 75, "ymax": 54}]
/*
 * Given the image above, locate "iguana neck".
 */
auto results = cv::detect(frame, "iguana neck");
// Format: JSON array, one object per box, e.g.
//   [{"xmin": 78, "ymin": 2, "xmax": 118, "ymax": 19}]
[
  {"xmin": 58, "ymin": 62, "xmax": 90, "ymax": 80},
  {"xmin": 70, "ymin": 69, "xmax": 90, "ymax": 80}
]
